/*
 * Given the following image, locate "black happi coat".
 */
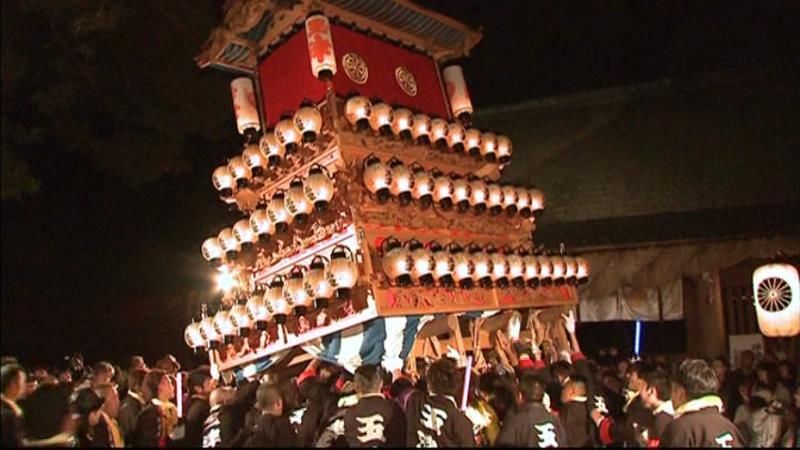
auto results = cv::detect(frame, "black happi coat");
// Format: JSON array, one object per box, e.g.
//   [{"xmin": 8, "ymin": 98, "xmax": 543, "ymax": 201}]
[
  {"xmin": 661, "ymin": 402, "xmax": 744, "ymax": 448},
  {"xmin": 496, "ymin": 402, "xmax": 565, "ymax": 448},
  {"xmin": 405, "ymin": 391, "xmax": 475, "ymax": 448},
  {"xmin": 343, "ymin": 394, "xmax": 406, "ymax": 447}
]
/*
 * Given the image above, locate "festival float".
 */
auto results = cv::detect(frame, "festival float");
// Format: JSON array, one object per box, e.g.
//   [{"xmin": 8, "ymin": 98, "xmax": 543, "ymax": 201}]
[{"xmin": 188, "ymin": 0, "xmax": 590, "ymax": 382}]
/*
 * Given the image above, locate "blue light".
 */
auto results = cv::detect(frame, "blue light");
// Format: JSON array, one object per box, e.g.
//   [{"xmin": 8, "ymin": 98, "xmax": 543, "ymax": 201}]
[{"xmin": 634, "ymin": 320, "xmax": 642, "ymax": 356}]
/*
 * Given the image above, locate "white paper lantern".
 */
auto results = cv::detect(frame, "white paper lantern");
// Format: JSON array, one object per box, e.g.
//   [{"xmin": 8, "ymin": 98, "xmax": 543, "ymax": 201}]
[
  {"xmin": 469, "ymin": 244, "xmax": 493, "ymax": 288},
  {"xmin": 304, "ymin": 255, "xmax": 334, "ymax": 309},
  {"xmin": 451, "ymin": 174, "xmax": 472, "ymax": 213},
  {"xmin": 328, "ymin": 245, "xmax": 359, "ymax": 299},
  {"xmin": 285, "ymin": 266, "xmax": 310, "ymax": 316},
  {"xmin": 430, "ymin": 118, "xmax": 448, "ymax": 149},
  {"xmin": 345, "ymin": 96, "xmax": 371, "ymax": 130},
  {"xmin": 218, "ymin": 227, "xmax": 240, "ymax": 260},
  {"xmin": 530, "ymin": 188, "xmax": 546, "ymax": 217},
  {"xmin": 411, "ymin": 114, "xmax": 431, "ymax": 145},
  {"xmin": 563, "ymin": 256, "xmax": 579, "ymax": 285},
  {"xmin": 369, "ymin": 102, "xmax": 393, "ymax": 136},
  {"xmin": 410, "ymin": 163, "xmax": 433, "ymax": 209},
  {"xmin": 230, "ymin": 77, "xmax": 261, "ymax": 136},
  {"xmin": 391, "ymin": 108, "xmax": 414, "ymax": 140},
  {"xmin": 230, "ymin": 303, "xmax": 252, "ymax": 334},
  {"xmin": 753, "ymin": 263, "xmax": 799, "ymax": 337},
  {"xmin": 442, "ymin": 66, "xmax": 473, "ymax": 122},
  {"xmin": 242, "ymin": 144, "xmax": 267, "ymax": 178},
  {"xmin": 304, "ymin": 14, "xmax": 337, "ymax": 80},
  {"xmin": 260, "ymin": 132, "xmax": 285, "ymax": 167},
  {"xmin": 233, "ymin": 219, "xmax": 257, "ymax": 249},
  {"xmin": 502, "ymin": 185, "xmax": 519, "ymax": 215},
  {"xmin": 507, "ymin": 250, "xmax": 526, "ymax": 288},
  {"xmin": 381, "ymin": 237, "xmax": 412, "ymax": 286},
  {"xmin": 576, "ymin": 256, "xmax": 591, "ymax": 284},
  {"xmin": 363, "ymin": 154, "xmax": 392, "ymax": 203},
  {"xmin": 430, "ymin": 241, "xmax": 455, "ymax": 287},
  {"xmin": 267, "ymin": 190, "xmax": 293, "ymax": 233},
  {"xmin": 446, "ymin": 122, "xmax": 466, "ymax": 153},
  {"xmin": 286, "ymin": 178, "xmax": 312, "ymax": 224},
  {"xmin": 275, "ymin": 117, "xmax": 300, "ymax": 153},
  {"xmin": 496, "ymin": 135, "xmax": 512, "ymax": 164},
  {"xmin": 201, "ymin": 237, "xmax": 225, "ymax": 267},
  {"xmin": 212, "ymin": 166, "xmax": 235, "ymax": 199},
  {"xmin": 538, "ymin": 255, "xmax": 553, "ymax": 286},
  {"xmin": 487, "ymin": 182, "xmax": 504, "ymax": 216},
  {"xmin": 432, "ymin": 170, "xmax": 454, "ymax": 210},
  {"xmin": 464, "ymin": 128, "xmax": 482, "ymax": 157},
  {"xmin": 228, "ymin": 157, "xmax": 252, "ymax": 188},
  {"xmin": 407, "ymin": 239, "xmax": 434, "ymax": 286},
  {"xmin": 294, "ymin": 104, "xmax": 323, "ymax": 143},
  {"xmin": 449, "ymin": 243, "xmax": 473, "ymax": 288},
  {"xmin": 480, "ymin": 132, "xmax": 498, "ymax": 162},
  {"xmin": 184, "ymin": 322, "xmax": 205, "ymax": 349},
  {"xmin": 200, "ymin": 316, "xmax": 221, "ymax": 347},
  {"xmin": 246, "ymin": 293, "xmax": 270, "ymax": 329},
  {"xmin": 213, "ymin": 310, "xmax": 237, "ymax": 343},
  {"xmin": 304, "ymin": 164, "xmax": 334, "ymax": 212},
  {"xmin": 267, "ymin": 276, "xmax": 289, "ymax": 324},
  {"xmin": 516, "ymin": 188, "xmax": 532, "ymax": 218},
  {"xmin": 388, "ymin": 158, "xmax": 414, "ymax": 205},
  {"xmin": 249, "ymin": 208, "xmax": 274, "ymax": 243},
  {"xmin": 489, "ymin": 247, "xmax": 510, "ymax": 288},
  {"xmin": 468, "ymin": 176, "xmax": 488, "ymax": 214},
  {"xmin": 523, "ymin": 252, "xmax": 540, "ymax": 288}
]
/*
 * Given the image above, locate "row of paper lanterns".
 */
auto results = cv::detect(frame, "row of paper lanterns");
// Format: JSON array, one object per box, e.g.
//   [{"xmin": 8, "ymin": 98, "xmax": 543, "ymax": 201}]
[
  {"xmin": 379, "ymin": 237, "xmax": 590, "ymax": 289},
  {"xmin": 203, "ymin": 165, "xmax": 335, "ymax": 265},
  {"xmin": 345, "ymin": 95, "xmax": 511, "ymax": 163},
  {"xmin": 187, "ymin": 245, "xmax": 360, "ymax": 349},
  {"xmin": 362, "ymin": 154, "xmax": 545, "ymax": 216}
]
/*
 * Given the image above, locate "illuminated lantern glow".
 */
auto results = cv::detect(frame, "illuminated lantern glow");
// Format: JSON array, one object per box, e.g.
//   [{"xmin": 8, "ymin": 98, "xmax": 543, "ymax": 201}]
[
  {"xmin": 369, "ymin": 101, "xmax": 393, "ymax": 136},
  {"xmin": 411, "ymin": 114, "xmax": 431, "ymax": 145},
  {"xmin": 516, "ymin": 188, "xmax": 532, "ymax": 218},
  {"xmin": 286, "ymin": 178, "xmax": 312, "ymax": 224},
  {"xmin": 488, "ymin": 245, "xmax": 510, "ymax": 288},
  {"xmin": 275, "ymin": 116, "xmax": 300, "ymax": 154},
  {"xmin": 304, "ymin": 164, "xmax": 334, "ymax": 212},
  {"xmin": 294, "ymin": 103, "xmax": 323, "ymax": 143},
  {"xmin": 228, "ymin": 156, "xmax": 252, "ymax": 188},
  {"xmin": 304, "ymin": 14, "xmax": 337, "ymax": 80},
  {"xmin": 230, "ymin": 77, "xmax": 261, "ymax": 138},
  {"xmin": 216, "ymin": 270, "xmax": 239, "ymax": 293},
  {"xmin": 285, "ymin": 265, "xmax": 310, "ymax": 316},
  {"xmin": 201, "ymin": 237, "xmax": 225, "ymax": 267},
  {"xmin": 506, "ymin": 248, "xmax": 526, "ymax": 288},
  {"xmin": 381, "ymin": 237, "xmax": 412, "ymax": 286},
  {"xmin": 230, "ymin": 303, "xmax": 252, "ymax": 335},
  {"xmin": 431, "ymin": 170, "xmax": 454, "ymax": 210},
  {"xmin": 523, "ymin": 251, "xmax": 540, "ymax": 288},
  {"xmin": 538, "ymin": 255, "xmax": 553, "ymax": 286},
  {"xmin": 550, "ymin": 256, "xmax": 566, "ymax": 285},
  {"xmin": 213, "ymin": 310, "xmax": 236, "ymax": 344},
  {"xmin": 430, "ymin": 241, "xmax": 455, "ymax": 287},
  {"xmin": 576, "ymin": 256, "xmax": 591, "ymax": 284},
  {"xmin": 242, "ymin": 144, "xmax": 267, "ymax": 178},
  {"xmin": 468, "ymin": 176, "xmax": 488, "ymax": 214},
  {"xmin": 200, "ymin": 316, "xmax": 221, "ymax": 348},
  {"xmin": 218, "ymin": 227, "xmax": 240, "ymax": 260},
  {"xmin": 464, "ymin": 128, "xmax": 482, "ymax": 157},
  {"xmin": 563, "ymin": 256, "xmax": 579, "ymax": 285},
  {"xmin": 267, "ymin": 190, "xmax": 293, "ymax": 233},
  {"xmin": 344, "ymin": 96, "xmax": 372, "ymax": 130},
  {"xmin": 249, "ymin": 208, "xmax": 274, "ymax": 243},
  {"xmin": 430, "ymin": 118, "xmax": 449, "ymax": 150},
  {"xmin": 410, "ymin": 163, "xmax": 433, "ymax": 209},
  {"xmin": 233, "ymin": 219, "xmax": 257, "ymax": 250},
  {"xmin": 442, "ymin": 65, "xmax": 473, "ymax": 123},
  {"xmin": 496, "ymin": 135, "xmax": 513, "ymax": 164},
  {"xmin": 752, "ymin": 263, "xmax": 800, "ymax": 337},
  {"xmin": 480, "ymin": 132, "xmax": 498, "ymax": 162},
  {"xmin": 448, "ymin": 243, "xmax": 474, "ymax": 288},
  {"xmin": 267, "ymin": 276, "xmax": 288, "ymax": 324},
  {"xmin": 391, "ymin": 108, "xmax": 414, "ymax": 140},
  {"xmin": 260, "ymin": 132, "xmax": 285, "ymax": 167},
  {"xmin": 362, "ymin": 154, "xmax": 392, "ymax": 204},
  {"xmin": 304, "ymin": 255, "xmax": 334, "ymax": 309},
  {"xmin": 469, "ymin": 243, "xmax": 493, "ymax": 288},
  {"xmin": 212, "ymin": 166, "xmax": 235, "ymax": 199},
  {"xmin": 502, "ymin": 185, "xmax": 519, "ymax": 216},
  {"xmin": 407, "ymin": 239, "xmax": 434, "ymax": 286},
  {"xmin": 328, "ymin": 245, "xmax": 359, "ymax": 299},
  {"xmin": 487, "ymin": 182, "xmax": 504, "ymax": 216},
  {"xmin": 184, "ymin": 322, "xmax": 205, "ymax": 350},
  {"xmin": 246, "ymin": 293, "xmax": 270, "ymax": 330},
  {"xmin": 451, "ymin": 174, "xmax": 472, "ymax": 213},
  {"xmin": 388, "ymin": 158, "xmax": 414, "ymax": 206},
  {"xmin": 529, "ymin": 188, "xmax": 546, "ymax": 217},
  {"xmin": 446, "ymin": 122, "xmax": 466, "ymax": 153}
]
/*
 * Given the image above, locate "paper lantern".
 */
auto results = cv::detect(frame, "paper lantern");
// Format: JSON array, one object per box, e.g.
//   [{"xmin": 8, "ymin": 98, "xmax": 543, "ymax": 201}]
[
  {"xmin": 246, "ymin": 293, "xmax": 270, "ymax": 330},
  {"xmin": 468, "ymin": 176, "xmax": 488, "ymax": 214},
  {"xmin": 266, "ymin": 276, "xmax": 288, "ymax": 323},
  {"xmin": 233, "ymin": 219, "xmax": 257, "ymax": 250},
  {"xmin": 430, "ymin": 241, "xmax": 455, "ymax": 287},
  {"xmin": 388, "ymin": 158, "xmax": 414, "ymax": 205},
  {"xmin": 487, "ymin": 182, "xmax": 504, "ymax": 216},
  {"xmin": 502, "ymin": 185, "xmax": 519, "ymax": 215},
  {"xmin": 446, "ymin": 122, "xmax": 466, "ymax": 153},
  {"xmin": 345, "ymin": 96, "xmax": 371, "ymax": 130},
  {"xmin": 242, "ymin": 144, "xmax": 267, "ymax": 178},
  {"xmin": 304, "ymin": 255, "xmax": 334, "ymax": 309},
  {"xmin": 451, "ymin": 174, "xmax": 472, "ymax": 213},
  {"xmin": 496, "ymin": 135, "xmax": 513, "ymax": 164},
  {"xmin": 550, "ymin": 256, "xmax": 566, "ymax": 285},
  {"xmin": 230, "ymin": 303, "xmax": 252, "ymax": 335},
  {"xmin": 448, "ymin": 243, "xmax": 474, "ymax": 288},
  {"xmin": 260, "ymin": 132, "xmax": 285, "ymax": 167},
  {"xmin": 218, "ymin": 227, "xmax": 240, "ymax": 260},
  {"xmin": 212, "ymin": 166, "xmax": 235, "ymax": 199},
  {"xmin": 285, "ymin": 266, "xmax": 310, "ymax": 316},
  {"xmin": 201, "ymin": 237, "xmax": 225, "ymax": 267},
  {"xmin": 480, "ymin": 132, "xmax": 498, "ymax": 162},
  {"xmin": 199, "ymin": 316, "xmax": 221, "ymax": 348},
  {"xmin": 576, "ymin": 256, "xmax": 591, "ymax": 284},
  {"xmin": 469, "ymin": 243, "xmax": 493, "ymax": 288},
  {"xmin": 184, "ymin": 322, "xmax": 205, "ymax": 350},
  {"xmin": 430, "ymin": 118, "xmax": 448, "ymax": 150},
  {"xmin": 230, "ymin": 77, "xmax": 260, "ymax": 136},
  {"xmin": 228, "ymin": 157, "xmax": 252, "ymax": 188},
  {"xmin": 506, "ymin": 249, "xmax": 526, "ymax": 288},
  {"xmin": 410, "ymin": 163, "xmax": 433, "ymax": 209},
  {"xmin": 213, "ymin": 310, "xmax": 236, "ymax": 344},
  {"xmin": 538, "ymin": 255, "xmax": 553, "ymax": 286},
  {"xmin": 752, "ymin": 263, "xmax": 800, "ymax": 337},
  {"xmin": 407, "ymin": 239, "xmax": 434, "ymax": 286},
  {"xmin": 369, "ymin": 102, "xmax": 393, "ymax": 136},
  {"xmin": 442, "ymin": 65, "xmax": 473, "ymax": 122},
  {"xmin": 563, "ymin": 256, "xmax": 579, "ymax": 285},
  {"xmin": 529, "ymin": 188, "xmax": 546, "ymax": 217},
  {"xmin": 464, "ymin": 128, "xmax": 482, "ymax": 157},
  {"xmin": 294, "ymin": 104, "xmax": 323, "ymax": 143},
  {"xmin": 286, "ymin": 178, "xmax": 312, "ymax": 224},
  {"xmin": 362, "ymin": 154, "xmax": 392, "ymax": 203},
  {"xmin": 432, "ymin": 170, "xmax": 454, "ymax": 210},
  {"xmin": 523, "ymin": 251, "xmax": 540, "ymax": 288},
  {"xmin": 391, "ymin": 108, "xmax": 414, "ymax": 140},
  {"xmin": 304, "ymin": 14, "xmax": 337, "ymax": 80},
  {"xmin": 249, "ymin": 208, "xmax": 274, "ymax": 243},
  {"xmin": 274, "ymin": 117, "xmax": 300, "ymax": 154},
  {"xmin": 328, "ymin": 245, "xmax": 359, "ymax": 299},
  {"xmin": 488, "ymin": 246, "xmax": 510, "ymax": 288},
  {"xmin": 304, "ymin": 164, "xmax": 334, "ymax": 212},
  {"xmin": 267, "ymin": 190, "xmax": 293, "ymax": 233},
  {"xmin": 516, "ymin": 188, "xmax": 532, "ymax": 218},
  {"xmin": 381, "ymin": 237, "xmax": 412, "ymax": 286},
  {"xmin": 411, "ymin": 114, "xmax": 431, "ymax": 145}
]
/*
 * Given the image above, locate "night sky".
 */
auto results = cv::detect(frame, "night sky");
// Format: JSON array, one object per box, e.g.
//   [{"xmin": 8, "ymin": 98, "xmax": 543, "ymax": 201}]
[{"xmin": 2, "ymin": 1, "xmax": 796, "ymax": 368}]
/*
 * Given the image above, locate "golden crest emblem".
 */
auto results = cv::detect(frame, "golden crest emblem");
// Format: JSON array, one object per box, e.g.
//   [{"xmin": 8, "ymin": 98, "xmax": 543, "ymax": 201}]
[
  {"xmin": 395, "ymin": 66, "xmax": 418, "ymax": 97},
  {"xmin": 342, "ymin": 53, "xmax": 368, "ymax": 84}
]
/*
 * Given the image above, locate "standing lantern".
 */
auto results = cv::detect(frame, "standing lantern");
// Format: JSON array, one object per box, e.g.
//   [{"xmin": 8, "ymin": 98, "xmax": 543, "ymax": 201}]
[
  {"xmin": 212, "ymin": 166, "xmax": 235, "ymax": 199},
  {"xmin": 304, "ymin": 255, "xmax": 334, "ymax": 309},
  {"xmin": 391, "ymin": 108, "xmax": 414, "ymax": 140},
  {"xmin": 411, "ymin": 114, "xmax": 431, "ymax": 145},
  {"xmin": 381, "ymin": 237, "xmax": 413, "ymax": 287},
  {"xmin": 407, "ymin": 239, "xmax": 434, "ymax": 286},
  {"xmin": 442, "ymin": 65, "xmax": 474, "ymax": 123},
  {"xmin": 451, "ymin": 174, "xmax": 472, "ymax": 213},
  {"xmin": 294, "ymin": 103, "xmax": 323, "ymax": 143},
  {"xmin": 446, "ymin": 122, "xmax": 466, "ymax": 153},
  {"xmin": 328, "ymin": 245, "xmax": 359, "ymax": 300},
  {"xmin": 260, "ymin": 132, "xmax": 285, "ymax": 167},
  {"xmin": 275, "ymin": 116, "xmax": 300, "ymax": 154},
  {"xmin": 362, "ymin": 154, "xmax": 392, "ymax": 204},
  {"xmin": 286, "ymin": 178, "xmax": 312, "ymax": 224},
  {"xmin": 230, "ymin": 77, "xmax": 261, "ymax": 139},
  {"xmin": 480, "ymin": 132, "xmax": 498, "ymax": 162},
  {"xmin": 345, "ymin": 96, "xmax": 371, "ymax": 130},
  {"xmin": 468, "ymin": 175, "xmax": 488, "ymax": 214},
  {"xmin": 304, "ymin": 14, "xmax": 337, "ymax": 80},
  {"xmin": 432, "ymin": 169, "xmax": 454, "ymax": 210},
  {"xmin": 242, "ymin": 143, "xmax": 267, "ymax": 178},
  {"xmin": 304, "ymin": 164, "xmax": 334, "ymax": 212},
  {"xmin": 752, "ymin": 263, "xmax": 800, "ymax": 337},
  {"xmin": 388, "ymin": 158, "xmax": 414, "ymax": 206},
  {"xmin": 464, "ymin": 128, "xmax": 482, "ymax": 157},
  {"xmin": 233, "ymin": 219, "xmax": 257, "ymax": 250},
  {"xmin": 218, "ymin": 227, "xmax": 240, "ymax": 260},
  {"xmin": 410, "ymin": 163, "xmax": 433, "ymax": 209},
  {"xmin": 249, "ymin": 208, "xmax": 274, "ymax": 243},
  {"xmin": 285, "ymin": 265, "xmax": 311, "ymax": 316},
  {"xmin": 369, "ymin": 101, "xmax": 393, "ymax": 136},
  {"xmin": 430, "ymin": 118, "xmax": 449, "ymax": 150},
  {"xmin": 228, "ymin": 156, "xmax": 252, "ymax": 188},
  {"xmin": 430, "ymin": 241, "xmax": 455, "ymax": 287},
  {"xmin": 267, "ymin": 190, "xmax": 293, "ymax": 233},
  {"xmin": 202, "ymin": 237, "xmax": 225, "ymax": 267}
]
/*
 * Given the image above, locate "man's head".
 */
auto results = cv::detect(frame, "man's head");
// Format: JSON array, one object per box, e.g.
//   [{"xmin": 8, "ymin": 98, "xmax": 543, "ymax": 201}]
[
  {"xmin": 739, "ymin": 350, "xmax": 755, "ymax": 370},
  {"xmin": 561, "ymin": 376, "xmax": 588, "ymax": 404},
  {"xmin": 639, "ymin": 369, "xmax": 670, "ymax": 410},
  {"xmin": 1, "ymin": 364, "xmax": 27, "ymax": 401},
  {"xmin": 94, "ymin": 383, "xmax": 120, "ymax": 419},
  {"xmin": 626, "ymin": 360, "xmax": 653, "ymax": 392},
  {"xmin": 550, "ymin": 361, "xmax": 572, "ymax": 385},
  {"xmin": 143, "ymin": 369, "xmax": 173, "ymax": 403},
  {"xmin": 128, "ymin": 368, "xmax": 148, "ymax": 396},
  {"xmin": 518, "ymin": 373, "xmax": 547, "ymax": 404},
  {"xmin": 155, "ymin": 355, "xmax": 180, "ymax": 375},
  {"xmin": 711, "ymin": 356, "xmax": 730, "ymax": 381},
  {"xmin": 671, "ymin": 359, "xmax": 718, "ymax": 409},
  {"xmin": 74, "ymin": 388, "xmax": 106, "ymax": 426},
  {"xmin": 188, "ymin": 367, "xmax": 214, "ymax": 396},
  {"xmin": 209, "ymin": 387, "xmax": 235, "ymax": 408},
  {"xmin": 255, "ymin": 383, "xmax": 283, "ymax": 416},
  {"xmin": 92, "ymin": 362, "xmax": 115, "ymax": 387},
  {"xmin": 129, "ymin": 356, "xmax": 147, "ymax": 371},
  {"xmin": 354, "ymin": 364, "xmax": 383, "ymax": 397},
  {"xmin": 427, "ymin": 357, "xmax": 459, "ymax": 397}
]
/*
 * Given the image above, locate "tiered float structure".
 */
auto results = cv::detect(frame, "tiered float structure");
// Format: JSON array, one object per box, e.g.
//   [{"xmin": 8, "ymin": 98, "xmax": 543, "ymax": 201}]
[{"xmin": 186, "ymin": 0, "xmax": 589, "ymax": 381}]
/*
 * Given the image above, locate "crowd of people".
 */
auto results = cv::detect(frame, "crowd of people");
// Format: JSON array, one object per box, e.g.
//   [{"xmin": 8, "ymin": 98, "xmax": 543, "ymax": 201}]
[{"xmin": 2, "ymin": 314, "xmax": 798, "ymax": 448}]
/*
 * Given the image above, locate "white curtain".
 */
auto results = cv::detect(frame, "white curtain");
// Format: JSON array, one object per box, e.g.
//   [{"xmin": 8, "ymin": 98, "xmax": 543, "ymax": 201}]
[{"xmin": 579, "ymin": 278, "xmax": 683, "ymax": 322}]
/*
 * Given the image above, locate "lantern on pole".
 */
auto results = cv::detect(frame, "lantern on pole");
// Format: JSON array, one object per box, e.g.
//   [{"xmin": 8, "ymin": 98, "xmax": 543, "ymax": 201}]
[
  {"xmin": 249, "ymin": 208, "xmax": 274, "ymax": 243},
  {"xmin": 411, "ymin": 114, "xmax": 431, "ymax": 145},
  {"xmin": 442, "ymin": 65, "xmax": 473, "ymax": 123},
  {"xmin": 304, "ymin": 14, "xmax": 337, "ymax": 80},
  {"xmin": 430, "ymin": 241, "xmax": 455, "ymax": 287},
  {"xmin": 294, "ymin": 103, "xmax": 323, "ymax": 143},
  {"xmin": 304, "ymin": 164, "xmax": 334, "ymax": 212},
  {"xmin": 328, "ymin": 245, "xmax": 359, "ymax": 300},
  {"xmin": 369, "ymin": 101, "xmax": 393, "ymax": 136},
  {"xmin": 230, "ymin": 77, "xmax": 261, "ymax": 139},
  {"xmin": 212, "ymin": 166, "xmax": 235, "ymax": 199},
  {"xmin": 260, "ymin": 132, "xmax": 285, "ymax": 167},
  {"xmin": 202, "ymin": 237, "xmax": 225, "ymax": 267},
  {"xmin": 432, "ymin": 169, "xmax": 454, "ymax": 210},
  {"xmin": 304, "ymin": 255, "xmax": 334, "ymax": 309},
  {"xmin": 391, "ymin": 108, "xmax": 414, "ymax": 140},
  {"xmin": 362, "ymin": 154, "xmax": 392, "ymax": 204},
  {"xmin": 410, "ymin": 163, "xmax": 433, "ymax": 209},
  {"xmin": 285, "ymin": 265, "xmax": 310, "ymax": 316},
  {"xmin": 242, "ymin": 144, "xmax": 267, "ymax": 178},
  {"xmin": 408, "ymin": 239, "xmax": 434, "ymax": 286},
  {"xmin": 388, "ymin": 158, "xmax": 414, "ymax": 206},
  {"xmin": 286, "ymin": 178, "xmax": 312, "ymax": 224},
  {"xmin": 381, "ymin": 237, "xmax": 412, "ymax": 287},
  {"xmin": 752, "ymin": 263, "xmax": 800, "ymax": 337},
  {"xmin": 345, "ymin": 96, "xmax": 371, "ymax": 130},
  {"xmin": 267, "ymin": 190, "xmax": 293, "ymax": 233},
  {"xmin": 464, "ymin": 128, "xmax": 482, "ymax": 157}
]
